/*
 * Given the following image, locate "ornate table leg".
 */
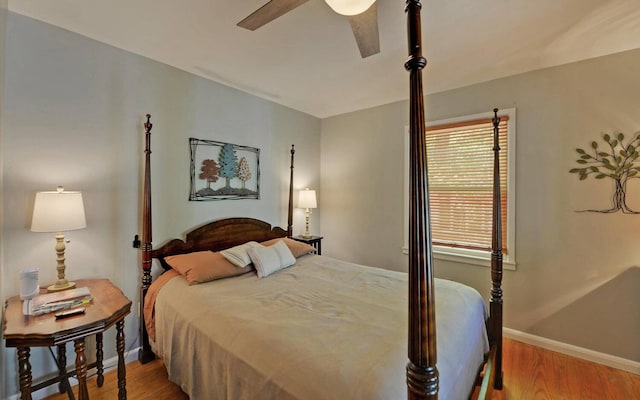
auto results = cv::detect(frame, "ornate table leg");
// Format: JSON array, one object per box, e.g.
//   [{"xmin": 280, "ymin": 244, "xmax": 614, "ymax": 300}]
[
  {"xmin": 96, "ymin": 332, "xmax": 104, "ymax": 387},
  {"xmin": 17, "ymin": 347, "xmax": 32, "ymax": 400},
  {"xmin": 117, "ymin": 319, "xmax": 127, "ymax": 399},
  {"xmin": 57, "ymin": 343, "xmax": 67, "ymax": 393},
  {"xmin": 74, "ymin": 338, "xmax": 89, "ymax": 400}
]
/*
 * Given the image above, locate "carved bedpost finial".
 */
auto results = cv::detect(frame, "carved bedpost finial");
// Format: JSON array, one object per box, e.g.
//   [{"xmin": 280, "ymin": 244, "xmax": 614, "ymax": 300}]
[
  {"xmin": 404, "ymin": 0, "xmax": 427, "ymax": 72},
  {"xmin": 145, "ymin": 114, "xmax": 152, "ymax": 132},
  {"xmin": 144, "ymin": 114, "xmax": 153, "ymax": 157},
  {"xmin": 492, "ymin": 109, "xmax": 500, "ymax": 152}
]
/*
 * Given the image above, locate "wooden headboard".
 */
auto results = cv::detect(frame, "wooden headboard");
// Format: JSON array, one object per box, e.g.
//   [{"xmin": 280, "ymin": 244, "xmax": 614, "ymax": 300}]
[{"xmin": 152, "ymin": 217, "xmax": 289, "ymax": 270}]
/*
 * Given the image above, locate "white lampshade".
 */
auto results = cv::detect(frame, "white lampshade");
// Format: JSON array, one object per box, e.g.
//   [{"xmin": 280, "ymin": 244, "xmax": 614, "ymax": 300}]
[
  {"xmin": 31, "ymin": 186, "xmax": 87, "ymax": 233},
  {"xmin": 325, "ymin": 0, "xmax": 375, "ymax": 16},
  {"xmin": 298, "ymin": 189, "xmax": 317, "ymax": 209}
]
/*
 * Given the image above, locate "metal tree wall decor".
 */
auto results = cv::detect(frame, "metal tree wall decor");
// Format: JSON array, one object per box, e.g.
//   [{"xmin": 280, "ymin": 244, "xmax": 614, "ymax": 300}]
[
  {"xmin": 189, "ymin": 138, "xmax": 260, "ymax": 201},
  {"xmin": 570, "ymin": 131, "xmax": 640, "ymax": 213}
]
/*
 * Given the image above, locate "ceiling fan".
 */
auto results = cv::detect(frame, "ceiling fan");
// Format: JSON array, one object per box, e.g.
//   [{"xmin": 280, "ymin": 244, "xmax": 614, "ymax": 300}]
[{"xmin": 237, "ymin": 0, "xmax": 380, "ymax": 58}]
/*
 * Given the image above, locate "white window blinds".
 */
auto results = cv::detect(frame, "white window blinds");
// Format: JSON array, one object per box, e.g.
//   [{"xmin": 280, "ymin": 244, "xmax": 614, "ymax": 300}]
[{"xmin": 426, "ymin": 116, "xmax": 509, "ymax": 253}]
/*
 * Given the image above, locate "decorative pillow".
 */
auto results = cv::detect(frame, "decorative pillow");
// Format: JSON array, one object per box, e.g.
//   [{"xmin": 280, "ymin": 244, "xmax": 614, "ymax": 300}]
[
  {"xmin": 248, "ymin": 241, "xmax": 296, "ymax": 278},
  {"xmin": 164, "ymin": 251, "xmax": 253, "ymax": 285},
  {"xmin": 260, "ymin": 237, "xmax": 316, "ymax": 258},
  {"xmin": 220, "ymin": 241, "xmax": 260, "ymax": 267}
]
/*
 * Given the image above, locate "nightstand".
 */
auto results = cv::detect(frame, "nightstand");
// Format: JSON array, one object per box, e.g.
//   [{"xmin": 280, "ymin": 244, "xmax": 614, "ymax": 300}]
[
  {"xmin": 3, "ymin": 279, "xmax": 131, "ymax": 400},
  {"xmin": 292, "ymin": 235, "xmax": 323, "ymax": 255}
]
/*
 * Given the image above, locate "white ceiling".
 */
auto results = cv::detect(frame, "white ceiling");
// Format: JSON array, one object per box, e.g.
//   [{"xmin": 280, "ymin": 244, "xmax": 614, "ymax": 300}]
[{"xmin": 8, "ymin": 0, "xmax": 640, "ymax": 118}]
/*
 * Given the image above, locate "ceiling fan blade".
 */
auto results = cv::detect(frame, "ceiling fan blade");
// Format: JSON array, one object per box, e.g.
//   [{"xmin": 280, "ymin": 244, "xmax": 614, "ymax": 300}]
[
  {"xmin": 238, "ymin": 0, "xmax": 310, "ymax": 31},
  {"xmin": 348, "ymin": 2, "xmax": 380, "ymax": 58}
]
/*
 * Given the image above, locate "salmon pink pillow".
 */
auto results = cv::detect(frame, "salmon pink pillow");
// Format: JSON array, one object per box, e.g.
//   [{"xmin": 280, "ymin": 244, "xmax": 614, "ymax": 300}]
[
  {"xmin": 260, "ymin": 237, "xmax": 316, "ymax": 258},
  {"xmin": 164, "ymin": 251, "xmax": 254, "ymax": 285}
]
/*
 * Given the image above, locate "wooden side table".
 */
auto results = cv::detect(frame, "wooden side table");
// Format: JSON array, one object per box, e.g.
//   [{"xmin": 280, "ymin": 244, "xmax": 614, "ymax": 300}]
[
  {"xmin": 292, "ymin": 235, "xmax": 323, "ymax": 255},
  {"xmin": 3, "ymin": 279, "xmax": 131, "ymax": 400}
]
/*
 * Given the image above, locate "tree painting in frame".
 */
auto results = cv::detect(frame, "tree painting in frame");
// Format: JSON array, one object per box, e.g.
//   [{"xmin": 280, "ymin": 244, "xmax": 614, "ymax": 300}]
[{"xmin": 190, "ymin": 138, "xmax": 260, "ymax": 201}]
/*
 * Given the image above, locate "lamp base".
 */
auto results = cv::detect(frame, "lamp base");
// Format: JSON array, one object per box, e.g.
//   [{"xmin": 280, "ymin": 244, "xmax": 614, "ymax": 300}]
[{"xmin": 47, "ymin": 281, "xmax": 76, "ymax": 293}]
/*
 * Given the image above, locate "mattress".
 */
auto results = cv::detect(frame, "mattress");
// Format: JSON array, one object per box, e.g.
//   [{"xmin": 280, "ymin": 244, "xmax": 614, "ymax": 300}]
[{"xmin": 150, "ymin": 254, "xmax": 489, "ymax": 400}]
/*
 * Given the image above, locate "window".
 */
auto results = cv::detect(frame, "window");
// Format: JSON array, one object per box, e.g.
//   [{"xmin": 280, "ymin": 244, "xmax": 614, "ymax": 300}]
[{"xmin": 403, "ymin": 109, "xmax": 516, "ymax": 269}]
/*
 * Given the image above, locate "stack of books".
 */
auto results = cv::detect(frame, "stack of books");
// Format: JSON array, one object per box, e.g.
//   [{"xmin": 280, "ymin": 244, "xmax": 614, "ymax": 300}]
[{"xmin": 27, "ymin": 287, "xmax": 92, "ymax": 316}]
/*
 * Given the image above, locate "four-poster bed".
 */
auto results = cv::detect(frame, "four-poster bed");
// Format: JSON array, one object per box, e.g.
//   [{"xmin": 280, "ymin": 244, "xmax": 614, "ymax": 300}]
[{"xmin": 137, "ymin": 1, "xmax": 504, "ymax": 398}]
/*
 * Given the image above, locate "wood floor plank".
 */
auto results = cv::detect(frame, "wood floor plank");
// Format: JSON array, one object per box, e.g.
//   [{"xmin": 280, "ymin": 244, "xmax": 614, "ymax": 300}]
[
  {"xmin": 495, "ymin": 338, "xmax": 640, "ymax": 400},
  {"xmin": 42, "ymin": 358, "xmax": 188, "ymax": 400},
  {"xmin": 41, "ymin": 338, "xmax": 639, "ymax": 399}
]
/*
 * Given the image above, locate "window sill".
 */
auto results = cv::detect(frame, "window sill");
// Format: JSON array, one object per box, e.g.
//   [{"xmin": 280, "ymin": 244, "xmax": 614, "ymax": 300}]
[{"xmin": 402, "ymin": 246, "xmax": 516, "ymax": 271}]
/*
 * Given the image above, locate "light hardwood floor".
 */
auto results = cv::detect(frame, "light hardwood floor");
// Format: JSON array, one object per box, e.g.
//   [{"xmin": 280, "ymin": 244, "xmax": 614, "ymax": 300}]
[{"xmin": 43, "ymin": 338, "xmax": 640, "ymax": 400}]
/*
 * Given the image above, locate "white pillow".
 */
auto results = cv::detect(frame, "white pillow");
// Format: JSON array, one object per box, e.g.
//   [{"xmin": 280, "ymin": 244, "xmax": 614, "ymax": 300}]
[
  {"xmin": 220, "ymin": 241, "xmax": 260, "ymax": 268},
  {"xmin": 248, "ymin": 240, "xmax": 296, "ymax": 278}
]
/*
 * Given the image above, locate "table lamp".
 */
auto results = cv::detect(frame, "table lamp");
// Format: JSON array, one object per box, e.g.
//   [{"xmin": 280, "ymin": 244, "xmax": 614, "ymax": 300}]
[
  {"xmin": 298, "ymin": 188, "xmax": 317, "ymax": 238},
  {"xmin": 31, "ymin": 186, "xmax": 86, "ymax": 292}
]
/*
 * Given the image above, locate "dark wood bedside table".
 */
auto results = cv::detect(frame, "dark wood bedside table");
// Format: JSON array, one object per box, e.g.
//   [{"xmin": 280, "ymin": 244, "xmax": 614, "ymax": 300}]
[
  {"xmin": 3, "ymin": 278, "xmax": 132, "ymax": 400},
  {"xmin": 292, "ymin": 235, "xmax": 323, "ymax": 255}
]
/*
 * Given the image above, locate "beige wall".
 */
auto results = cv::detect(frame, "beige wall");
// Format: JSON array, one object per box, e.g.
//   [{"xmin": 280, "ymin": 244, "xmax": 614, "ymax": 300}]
[
  {"xmin": 0, "ymin": 13, "xmax": 320, "ymax": 398},
  {"xmin": 321, "ymin": 49, "xmax": 640, "ymax": 363},
  {"xmin": 0, "ymin": 0, "xmax": 7, "ymax": 394}
]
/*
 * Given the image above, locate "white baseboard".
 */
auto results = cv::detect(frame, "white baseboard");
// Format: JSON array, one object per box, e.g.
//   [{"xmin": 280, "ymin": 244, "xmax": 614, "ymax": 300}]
[
  {"xmin": 504, "ymin": 328, "xmax": 640, "ymax": 375},
  {"xmin": 4, "ymin": 347, "xmax": 140, "ymax": 400}
]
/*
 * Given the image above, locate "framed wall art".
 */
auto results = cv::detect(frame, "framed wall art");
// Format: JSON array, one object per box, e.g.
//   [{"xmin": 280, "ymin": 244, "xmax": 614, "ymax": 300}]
[
  {"xmin": 189, "ymin": 137, "xmax": 260, "ymax": 201},
  {"xmin": 570, "ymin": 131, "xmax": 640, "ymax": 213}
]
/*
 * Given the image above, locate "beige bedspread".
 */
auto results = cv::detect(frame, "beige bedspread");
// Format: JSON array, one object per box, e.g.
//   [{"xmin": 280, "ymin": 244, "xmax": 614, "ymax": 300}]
[{"xmin": 151, "ymin": 254, "xmax": 489, "ymax": 400}]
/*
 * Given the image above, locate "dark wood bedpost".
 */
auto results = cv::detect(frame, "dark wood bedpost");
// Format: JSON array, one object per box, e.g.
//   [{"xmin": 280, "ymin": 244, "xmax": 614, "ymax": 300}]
[
  {"xmin": 139, "ymin": 114, "xmax": 155, "ymax": 364},
  {"xmin": 490, "ymin": 109, "xmax": 504, "ymax": 389},
  {"xmin": 405, "ymin": 1, "xmax": 438, "ymax": 399},
  {"xmin": 287, "ymin": 145, "xmax": 295, "ymax": 237}
]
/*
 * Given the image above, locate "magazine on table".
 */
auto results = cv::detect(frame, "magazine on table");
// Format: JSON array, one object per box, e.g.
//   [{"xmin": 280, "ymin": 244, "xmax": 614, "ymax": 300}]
[{"xmin": 27, "ymin": 287, "xmax": 92, "ymax": 316}]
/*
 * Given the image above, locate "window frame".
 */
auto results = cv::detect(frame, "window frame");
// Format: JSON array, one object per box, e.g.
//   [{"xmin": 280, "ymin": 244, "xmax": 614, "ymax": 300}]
[{"xmin": 403, "ymin": 108, "xmax": 517, "ymax": 270}]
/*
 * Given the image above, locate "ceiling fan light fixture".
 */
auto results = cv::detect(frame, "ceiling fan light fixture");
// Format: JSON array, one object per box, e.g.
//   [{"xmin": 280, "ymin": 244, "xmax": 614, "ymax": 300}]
[{"xmin": 324, "ymin": 0, "xmax": 376, "ymax": 16}]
